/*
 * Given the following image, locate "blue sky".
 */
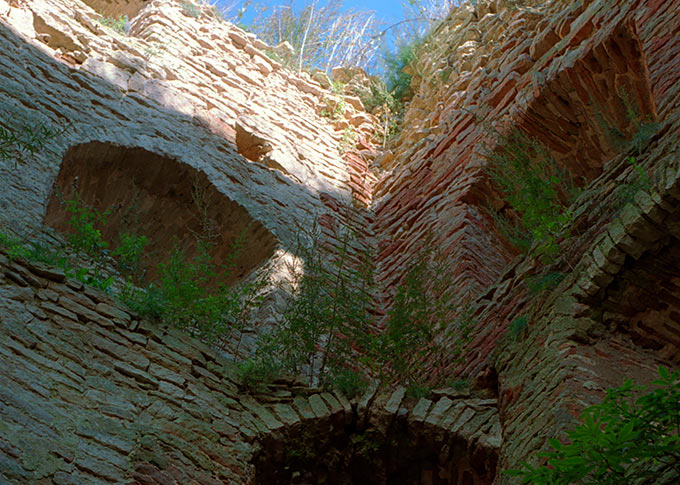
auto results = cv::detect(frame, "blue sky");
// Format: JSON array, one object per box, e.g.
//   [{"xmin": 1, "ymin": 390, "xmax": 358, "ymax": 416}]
[{"xmin": 218, "ymin": 0, "xmax": 406, "ymax": 26}]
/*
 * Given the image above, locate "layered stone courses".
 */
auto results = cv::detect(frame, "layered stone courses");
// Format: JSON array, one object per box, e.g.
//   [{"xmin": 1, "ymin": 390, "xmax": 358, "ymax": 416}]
[
  {"xmin": 0, "ymin": 252, "xmax": 499, "ymax": 483},
  {"xmin": 1, "ymin": 0, "xmax": 680, "ymax": 482}
]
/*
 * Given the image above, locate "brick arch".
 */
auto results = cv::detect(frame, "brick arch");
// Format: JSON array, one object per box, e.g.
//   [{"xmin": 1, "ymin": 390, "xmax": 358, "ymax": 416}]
[
  {"xmin": 45, "ymin": 141, "xmax": 278, "ymax": 285},
  {"xmin": 572, "ymin": 157, "xmax": 680, "ymax": 364},
  {"xmin": 249, "ymin": 388, "xmax": 500, "ymax": 484}
]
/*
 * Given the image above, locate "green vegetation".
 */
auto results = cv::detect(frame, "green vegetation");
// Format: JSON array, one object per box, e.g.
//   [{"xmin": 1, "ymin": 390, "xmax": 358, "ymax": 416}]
[
  {"xmin": 1, "ymin": 195, "xmax": 115, "ymax": 291},
  {"xmin": 525, "ymin": 271, "xmax": 566, "ymax": 295},
  {"xmin": 124, "ymin": 238, "xmax": 267, "ymax": 345},
  {"xmin": 615, "ymin": 156, "xmax": 653, "ymax": 208},
  {"xmin": 508, "ymin": 316, "xmax": 528, "ymax": 341},
  {"xmin": 244, "ymin": 226, "xmax": 375, "ymax": 389},
  {"xmin": 506, "ymin": 366, "xmax": 680, "ymax": 484},
  {"xmin": 0, "ymin": 121, "xmax": 67, "ymax": 167},
  {"xmin": 321, "ymin": 81, "xmax": 348, "ymax": 120},
  {"xmin": 241, "ymin": 229, "xmax": 475, "ymax": 395},
  {"xmin": 2, "ymin": 183, "xmax": 266, "ymax": 346},
  {"xmin": 484, "ymin": 129, "xmax": 580, "ymax": 263},
  {"xmin": 180, "ymin": 1, "xmax": 202, "ymax": 18},
  {"xmin": 98, "ymin": 15, "xmax": 128, "ymax": 35}
]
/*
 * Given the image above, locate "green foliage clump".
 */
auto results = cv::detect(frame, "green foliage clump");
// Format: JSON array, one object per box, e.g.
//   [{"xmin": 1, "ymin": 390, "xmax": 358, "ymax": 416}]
[
  {"xmin": 485, "ymin": 129, "xmax": 580, "ymax": 263},
  {"xmin": 0, "ymin": 196, "xmax": 117, "ymax": 291},
  {"xmin": 525, "ymin": 271, "xmax": 566, "ymax": 295},
  {"xmin": 615, "ymin": 156, "xmax": 653, "ymax": 208},
  {"xmin": 99, "ymin": 15, "xmax": 128, "ymax": 35},
  {"xmin": 65, "ymin": 194, "xmax": 109, "ymax": 257},
  {"xmin": 113, "ymin": 232, "xmax": 148, "ymax": 283},
  {"xmin": 124, "ymin": 237, "xmax": 267, "ymax": 346},
  {"xmin": 509, "ymin": 316, "xmax": 528, "ymax": 341},
  {"xmin": 383, "ymin": 40, "xmax": 420, "ymax": 104},
  {"xmin": 180, "ymin": 1, "xmax": 202, "ymax": 18},
  {"xmin": 0, "ymin": 122, "xmax": 68, "ymax": 167},
  {"xmin": 505, "ymin": 366, "xmax": 680, "ymax": 484},
  {"xmin": 252, "ymin": 226, "xmax": 375, "ymax": 388},
  {"xmin": 243, "ymin": 226, "xmax": 475, "ymax": 393},
  {"xmin": 321, "ymin": 82, "xmax": 348, "ymax": 120}
]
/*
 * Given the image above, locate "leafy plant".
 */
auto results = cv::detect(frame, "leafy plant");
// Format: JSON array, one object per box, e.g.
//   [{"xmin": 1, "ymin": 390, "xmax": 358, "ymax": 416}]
[
  {"xmin": 0, "ymin": 122, "xmax": 68, "ymax": 167},
  {"xmin": 64, "ymin": 194, "xmax": 109, "ymax": 258},
  {"xmin": 509, "ymin": 316, "xmax": 528, "ymax": 341},
  {"xmin": 448, "ymin": 379, "xmax": 469, "ymax": 391},
  {"xmin": 126, "ymin": 239, "xmax": 267, "ymax": 345},
  {"xmin": 505, "ymin": 366, "xmax": 680, "ymax": 484},
  {"xmin": 615, "ymin": 156, "xmax": 653, "ymax": 208},
  {"xmin": 3, "ymin": 194, "xmax": 117, "ymax": 292},
  {"xmin": 405, "ymin": 382, "xmax": 431, "ymax": 399},
  {"xmin": 525, "ymin": 271, "xmax": 566, "ymax": 295},
  {"xmin": 256, "ymin": 225, "xmax": 376, "ymax": 387},
  {"xmin": 99, "ymin": 15, "xmax": 128, "ymax": 35},
  {"xmin": 484, "ymin": 129, "xmax": 580, "ymax": 263},
  {"xmin": 180, "ymin": 1, "xmax": 202, "ymax": 18},
  {"xmin": 332, "ymin": 368, "xmax": 369, "ymax": 398},
  {"xmin": 113, "ymin": 232, "xmax": 148, "ymax": 283}
]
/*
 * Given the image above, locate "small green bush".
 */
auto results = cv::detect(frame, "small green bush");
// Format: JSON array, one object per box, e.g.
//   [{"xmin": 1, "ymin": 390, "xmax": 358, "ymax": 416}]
[
  {"xmin": 0, "ymin": 197, "xmax": 117, "ymax": 291},
  {"xmin": 615, "ymin": 156, "xmax": 653, "ymax": 208},
  {"xmin": 484, "ymin": 129, "xmax": 580, "ymax": 263},
  {"xmin": 509, "ymin": 316, "xmax": 528, "ymax": 341},
  {"xmin": 64, "ymin": 194, "xmax": 109, "ymax": 257},
  {"xmin": 180, "ymin": 1, "xmax": 202, "ymax": 18},
  {"xmin": 99, "ymin": 15, "xmax": 128, "ymax": 35},
  {"xmin": 505, "ymin": 366, "xmax": 680, "ymax": 484},
  {"xmin": 125, "ymin": 240, "xmax": 267, "ymax": 345},
  {"xmin": 525, "ymin": 271, "xmax": 566, "ymax": 295}
]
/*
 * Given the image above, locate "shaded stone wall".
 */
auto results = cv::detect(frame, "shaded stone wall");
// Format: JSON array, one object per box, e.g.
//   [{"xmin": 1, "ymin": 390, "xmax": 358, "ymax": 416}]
[
  {"xmin": 1, "ymin": 0, "xmax": 680, "ymax": 483},
  {"xmin": 0, "ymin": 251, "xmax": 500, "ymax": 483}
]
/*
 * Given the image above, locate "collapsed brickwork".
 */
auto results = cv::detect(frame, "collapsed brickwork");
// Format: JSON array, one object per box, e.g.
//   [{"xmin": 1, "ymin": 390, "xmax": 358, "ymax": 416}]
[{"xmin": 0, "ymin": 0, "xmax": 679, "ymax": 483}]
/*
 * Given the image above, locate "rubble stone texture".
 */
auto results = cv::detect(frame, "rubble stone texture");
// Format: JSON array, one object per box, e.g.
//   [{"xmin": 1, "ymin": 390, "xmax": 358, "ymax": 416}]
[{"xmin": 0, "ymin": 0, "xmax": 679, "ymax": 483}]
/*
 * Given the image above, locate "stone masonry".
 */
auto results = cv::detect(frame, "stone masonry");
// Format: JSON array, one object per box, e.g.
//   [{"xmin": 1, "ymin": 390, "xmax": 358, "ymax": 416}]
[{"xmin": 0, "ymin": 0, "xmax": 679, "ymax": 483}]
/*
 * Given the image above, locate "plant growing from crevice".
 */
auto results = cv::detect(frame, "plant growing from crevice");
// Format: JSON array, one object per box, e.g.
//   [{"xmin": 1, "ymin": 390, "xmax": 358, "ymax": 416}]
[
  {"xmin": 483, "ymin": 128, "xmax": 581, "ymax": 264},
  {"xmin": 250, "ymin": 223, "xmax": 376, "ymax": 388},
  {"xmin": 614, "ymin": 156, "xmax": 653, "ymax": 209},
  {"xmin": 525, "ymin": 271, "xmax": 566, "ymax": 295},
  {"xmin": 505, "ymin": 366, "xmax": 680, "ymax": 484},
  {"xmin": 98, "ymin": 15, "xmax": 128, "ymax": 36},
  {"xmin": 0, "ymin": 121, "xmax": 69, "ymax": 168},
  {"xmin": 180, "ymin": 1, "xmax": 202, "ymax": 18},
  {"xmin": 508, "ymin": 316, "xmax": 528, "ymax": 341}
]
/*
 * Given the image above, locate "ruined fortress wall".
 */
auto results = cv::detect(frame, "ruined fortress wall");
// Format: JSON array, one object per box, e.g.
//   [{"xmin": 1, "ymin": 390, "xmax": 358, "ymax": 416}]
[
  {"xmin": 0, "ymin": 0, "xmax": 679, "ymax": 483},
  {"xmin": 0, "ymin": 0, "xmax": 376, "ymax": 255},
  {"xmin": 0, "ymin": 251, "xmax": 501, "ymax": 483},
  {"xmin": 370, "ymin": 0, "xmax": 680, "ymax": 477}
]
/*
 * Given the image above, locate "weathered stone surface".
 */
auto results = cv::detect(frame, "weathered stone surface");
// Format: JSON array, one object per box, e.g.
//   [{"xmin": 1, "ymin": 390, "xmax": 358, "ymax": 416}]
[{"xmin": 1, "ymin": 0, "xmax": 680, "ymax": 482}]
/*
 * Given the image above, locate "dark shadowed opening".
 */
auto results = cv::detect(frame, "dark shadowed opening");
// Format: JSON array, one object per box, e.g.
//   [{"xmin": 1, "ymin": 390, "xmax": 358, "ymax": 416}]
[
  {"xmin": 601, "ymin": 237, "xmax": 680, "ymax": 364},
  {"xmin": 45, "ymin": 141, "xmax": 278, "ymax": 285},
  {"xmin": 252, "ymin": 413, "xmax": 497, "ymax": 485}
]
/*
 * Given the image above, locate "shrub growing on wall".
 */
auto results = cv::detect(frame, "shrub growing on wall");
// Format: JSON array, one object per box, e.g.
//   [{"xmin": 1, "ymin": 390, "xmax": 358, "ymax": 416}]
[{"xmin": 506, "ymin": 366, "xmax": 680, "ymax": 484}]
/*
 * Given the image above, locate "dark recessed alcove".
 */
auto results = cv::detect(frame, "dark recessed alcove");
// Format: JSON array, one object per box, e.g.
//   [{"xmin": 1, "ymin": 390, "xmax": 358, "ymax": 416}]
[{"xmin": 45, "ymin": 141, "xmax": 278, "ymax": 285}]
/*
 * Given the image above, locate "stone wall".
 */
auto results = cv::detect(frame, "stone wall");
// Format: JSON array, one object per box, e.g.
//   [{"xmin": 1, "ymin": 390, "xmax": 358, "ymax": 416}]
[
  {"xmin": 1, "ymin": 0, "xmax": 680, "ymax": 483},
  {"xmin": 0, "ymin": 251, "xmax": 500, "ymax": 483}
]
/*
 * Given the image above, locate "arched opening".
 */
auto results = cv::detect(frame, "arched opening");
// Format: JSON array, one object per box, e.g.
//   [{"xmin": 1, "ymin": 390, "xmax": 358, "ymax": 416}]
[
  {"xmin": 601, "ymin": 237, "xmax": 680, "ymax": 363},
  {"xmin": 251, "ymin": 397, "xmax": 498, "ymax": 485},
  {"xmin": 45, "ymin": 141, "xmax": 278, "ymax": 286}
]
